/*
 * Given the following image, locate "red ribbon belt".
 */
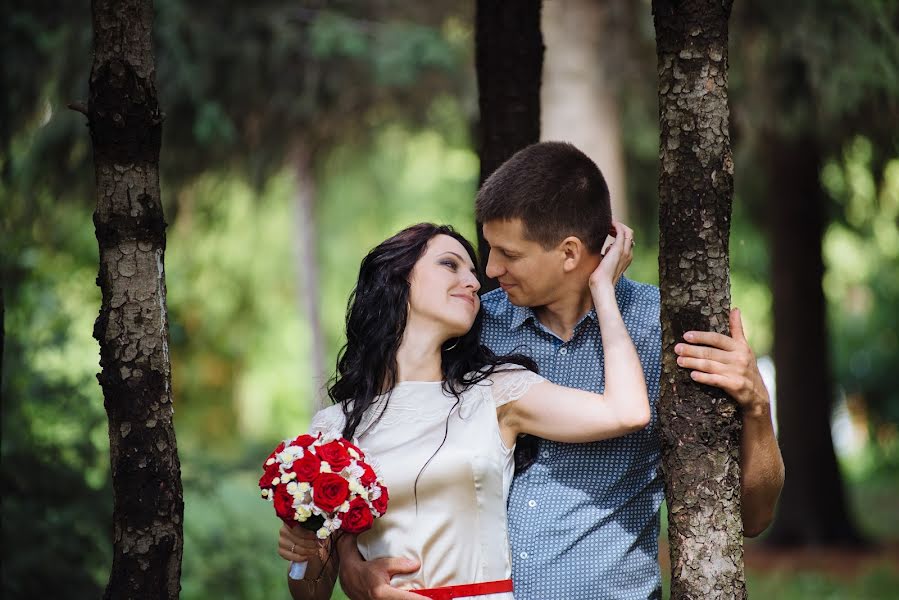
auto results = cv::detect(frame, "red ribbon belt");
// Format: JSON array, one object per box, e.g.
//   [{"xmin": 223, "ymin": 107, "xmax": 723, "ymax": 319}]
[{"xmin": 410, "ymin": 579, "xmax": 513, "ymax": 600}]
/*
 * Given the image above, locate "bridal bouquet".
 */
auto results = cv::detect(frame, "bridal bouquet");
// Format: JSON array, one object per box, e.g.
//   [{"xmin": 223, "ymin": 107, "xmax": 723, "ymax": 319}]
[{"xmin": 259, "ymin": 432, "xmax": 389, "ymax": 580}]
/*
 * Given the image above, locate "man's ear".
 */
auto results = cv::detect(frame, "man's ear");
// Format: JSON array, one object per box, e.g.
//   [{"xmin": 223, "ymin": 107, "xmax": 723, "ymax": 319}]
[{"xmin": 559, "ymin": 236, "xmax": 587, "ymax": 273}]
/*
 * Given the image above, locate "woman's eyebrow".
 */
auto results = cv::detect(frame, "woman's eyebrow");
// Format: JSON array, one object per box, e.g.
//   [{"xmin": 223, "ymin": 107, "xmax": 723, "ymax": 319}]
[{"xmin": 438, "ymin": 251, "xmax": 477, "ymax": 273}]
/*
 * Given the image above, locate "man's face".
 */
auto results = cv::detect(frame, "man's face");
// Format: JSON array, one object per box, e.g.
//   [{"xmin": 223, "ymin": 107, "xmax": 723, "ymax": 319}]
[{"xmin": 482, "ymin": 218, "xmax": 564, "ymax": 307}]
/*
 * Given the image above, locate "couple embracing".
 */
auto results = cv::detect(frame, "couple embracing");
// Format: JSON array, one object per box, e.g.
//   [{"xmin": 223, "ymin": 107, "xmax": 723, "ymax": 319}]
[{"xmin": 278, "ymin": 142, "xmax": 784, "ymax": 600}]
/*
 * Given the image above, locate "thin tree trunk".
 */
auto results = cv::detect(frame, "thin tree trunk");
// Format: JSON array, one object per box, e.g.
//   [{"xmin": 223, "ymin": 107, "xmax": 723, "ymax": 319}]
[
  {"xmin": 654, "ymin": 1, "xmax": 745, "ymax": 597},
  {"xmin": 475, "ymin": 0, "xmax": 543, "ymax": 289},
  {"xmin": 87, "ymin": 1, "xmax": 183, "ymax": 597},
  {"xmin": 540, "ymin": 0, "xmax": 628, "ymax": 221},
  {"xmin": 763, "ymin": 134, "xmax": 864, "ymax": 547},
  {"xmin": 291, "ymin": 147, "xmax": 327, "ymax": 412}
]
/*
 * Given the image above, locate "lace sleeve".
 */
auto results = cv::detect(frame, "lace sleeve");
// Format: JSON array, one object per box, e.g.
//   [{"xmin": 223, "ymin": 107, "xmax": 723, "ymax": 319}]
[
  {"xmin": 308, "ymin": 406, "xmax": 346, "ymax": 438},
  {"xmin": 488, "ymin": 366, "xmax": 546, "ymax": 408}
]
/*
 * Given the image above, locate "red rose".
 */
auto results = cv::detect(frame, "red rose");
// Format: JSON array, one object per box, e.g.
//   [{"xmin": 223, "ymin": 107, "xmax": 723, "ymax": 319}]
[
  {"xmin": 343, "ymin": 440, "xmax": 366, "ymax": 460},
  {"xmin": 371, "ymin": 486, "xmax": 389, "ymax": 516},
  {"xmin": 262, "ymin": 441, "xmax": 286, "ymax": 468},
  {"xmin": 316, "ymin": 441, "xmax": 352, "ymax": 470},
  {"xmin": 289, "ymin": 452, "xmax": 321, "ymax": 483},
  {"xmin": 258, "ymin": 464, "xmax": 280, "ymax": 490},
  {"xmin": 359, "ymin": 463, "xmax": 377, "ymax": 487},
  {"xmin": 273, "ymin": 486, "xmax": 295, "ymax": 522},
  {"xmin": 342, "ymin": 497, "xmax": 374, "ymax": 534},
  {"xmin": 292, "ymin": 434, "xmax": 316, "ymax": 448},
  {"xmin": 313, "ymin": 473, "xmax": 350, "ymax": 513}
]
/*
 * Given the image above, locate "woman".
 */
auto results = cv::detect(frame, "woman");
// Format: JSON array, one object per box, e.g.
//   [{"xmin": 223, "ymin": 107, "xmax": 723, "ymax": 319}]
[{"xmin": 277, "ymin": 223, "xmax": 648, "ymax": 599}]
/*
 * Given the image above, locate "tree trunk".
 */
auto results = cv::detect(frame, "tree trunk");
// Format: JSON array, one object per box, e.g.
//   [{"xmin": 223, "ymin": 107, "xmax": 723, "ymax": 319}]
[
  {"xmin": 540, "ymin": 0, "xmax": 628, "ymax": 221},
  {"xmin": 475, "ymin": 0, "xmax": 543, "ymax": 289},
  {"xmin": 654, "ymin": 1, "xmax": 745, "ymax": 597},
  {"xmin": 88, "ymin": 1, "xmax": 183, "ymax": 598},
  {"xmin": 291, "ymin": 147, "xmax": 328, "ymax": 412},
  {"xmin": 763, "ymin": 133, "xmax": 864, "ymax": 547}
]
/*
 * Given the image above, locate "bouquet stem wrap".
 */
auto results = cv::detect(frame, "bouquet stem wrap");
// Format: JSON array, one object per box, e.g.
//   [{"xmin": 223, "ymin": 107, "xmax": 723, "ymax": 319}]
[{"xmin": 288, "ymin": 561, "xmax": 308, "ymax": 580}]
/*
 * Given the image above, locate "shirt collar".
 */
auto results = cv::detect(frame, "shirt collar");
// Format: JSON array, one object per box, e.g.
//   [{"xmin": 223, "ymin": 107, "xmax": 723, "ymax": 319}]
[
  {"xmin": 509, "ymin": 302, "xmax": 537, "ymax": 330},
  {"xmin": 507, "ymin": 276, "xmax": 633, "ymax": 332}
]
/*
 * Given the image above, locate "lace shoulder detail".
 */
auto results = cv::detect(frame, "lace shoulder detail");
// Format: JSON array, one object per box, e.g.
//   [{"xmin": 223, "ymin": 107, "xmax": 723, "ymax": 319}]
[
  {"xmin": 485, "ymin": 366, "xmax": 546, "ymax": 408},
  {"xmin": 309, "ymin": 405, "xmax": 346, "ymax": 438}
]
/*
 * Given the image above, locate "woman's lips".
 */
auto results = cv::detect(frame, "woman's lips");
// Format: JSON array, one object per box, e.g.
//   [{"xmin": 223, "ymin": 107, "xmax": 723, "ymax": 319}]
[{"xmin": 451, "ymin": 294, "xmax": 476, "ymax": 308}]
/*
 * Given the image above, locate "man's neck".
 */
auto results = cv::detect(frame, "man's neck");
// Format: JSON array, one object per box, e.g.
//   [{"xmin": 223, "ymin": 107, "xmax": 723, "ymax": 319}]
[{"xmin": 534, "ymin": 286, "xmax": 595, "ymax": 342}]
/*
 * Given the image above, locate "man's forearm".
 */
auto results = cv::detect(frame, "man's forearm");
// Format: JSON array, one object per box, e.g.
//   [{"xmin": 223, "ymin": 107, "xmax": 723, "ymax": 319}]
[{"xmin": 740, "ymin": 403, "xmax": 785, "ymax": 537}]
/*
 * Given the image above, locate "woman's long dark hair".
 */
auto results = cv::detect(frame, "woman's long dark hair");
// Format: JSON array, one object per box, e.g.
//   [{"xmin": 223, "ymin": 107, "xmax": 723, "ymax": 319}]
[{"xmin": 329, "ymin": 223, "xmax": 539, "ymax": 472}]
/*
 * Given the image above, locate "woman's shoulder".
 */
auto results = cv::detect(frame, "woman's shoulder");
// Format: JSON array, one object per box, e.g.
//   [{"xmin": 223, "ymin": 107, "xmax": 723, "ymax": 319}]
[
  {"xmin": 470, "ymin": 364, "xmax": 546, "ymax": 407},
  {"xmin": 309, "ymin": 403, "xmax": 347, "ymax": 436}
]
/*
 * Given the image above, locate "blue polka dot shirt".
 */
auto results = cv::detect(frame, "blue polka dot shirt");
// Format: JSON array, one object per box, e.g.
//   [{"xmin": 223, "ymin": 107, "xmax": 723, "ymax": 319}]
[{"xmin": 480, "ymin": 277, "xmax": 663, "ymax": 600}]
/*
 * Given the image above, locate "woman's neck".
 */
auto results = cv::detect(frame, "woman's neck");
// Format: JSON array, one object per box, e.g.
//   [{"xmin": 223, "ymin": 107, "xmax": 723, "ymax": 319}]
[{"xmin": 394, "ymin": 322, "xmax": 444, "ymax": 383}]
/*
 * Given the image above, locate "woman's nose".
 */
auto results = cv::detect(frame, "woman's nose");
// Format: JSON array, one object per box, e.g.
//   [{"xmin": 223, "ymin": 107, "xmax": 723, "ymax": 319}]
[{"xmin": 464, "ymin": 271, "xmax": 481, "ymax": 291}]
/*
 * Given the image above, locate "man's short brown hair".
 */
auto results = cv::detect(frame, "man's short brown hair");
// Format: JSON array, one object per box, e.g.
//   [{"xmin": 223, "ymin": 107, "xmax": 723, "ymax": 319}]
[{"xmin": 475, "ymin": 141, "xmax": 611, "ymax": 253}]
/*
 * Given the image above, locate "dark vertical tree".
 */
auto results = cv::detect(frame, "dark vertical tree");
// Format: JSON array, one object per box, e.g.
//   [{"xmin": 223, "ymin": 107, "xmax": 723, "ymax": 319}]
[
  {"xmin": 84, "ymin": 0, "xmax": 183, "ymax": 597},
  {"xmin": 654, "ymin": 0, "xmax": 745, "ymax": 597},
  {"xmin": 762, "ymin": 134, "xmax": 862, "ymax": 546},
  {"xmin": 475, "ymin": 0, "xmax": 543, "ymax": 288}
]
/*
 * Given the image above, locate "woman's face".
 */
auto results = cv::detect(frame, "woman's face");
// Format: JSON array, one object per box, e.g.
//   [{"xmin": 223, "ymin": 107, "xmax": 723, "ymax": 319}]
[{"xmin": 407, "ymin": 234, "xmax": 481, "ymax": 339}]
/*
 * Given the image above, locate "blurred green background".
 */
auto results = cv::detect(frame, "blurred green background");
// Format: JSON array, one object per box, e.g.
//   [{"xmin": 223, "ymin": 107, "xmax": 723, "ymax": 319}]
[{"xmin": 3, "ymin": 1, "xmax": 898, "ymax": 598}]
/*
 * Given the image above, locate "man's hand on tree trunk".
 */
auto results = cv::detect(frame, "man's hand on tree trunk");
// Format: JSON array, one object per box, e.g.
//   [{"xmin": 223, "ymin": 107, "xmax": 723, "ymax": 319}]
[{"xmin": 673, "ymin": 307, "xmax": 769, "ymax": 415}]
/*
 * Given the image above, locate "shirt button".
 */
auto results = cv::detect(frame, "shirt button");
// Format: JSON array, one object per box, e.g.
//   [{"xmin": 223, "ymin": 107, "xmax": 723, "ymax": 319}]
[
  {"xmin": 558, "ymin": 347, "xmax": 568, "ymax": 356},
  {"xmin": 520, "ymin": 552, "xmax": 529, "ymax": 559},
  {"xmin": 541, "ymin": 450, "xmax": 550, "ymax": 458},
  {"xmin": 528, "ymin": 500, "xmax": 537, "ymax": 508}
]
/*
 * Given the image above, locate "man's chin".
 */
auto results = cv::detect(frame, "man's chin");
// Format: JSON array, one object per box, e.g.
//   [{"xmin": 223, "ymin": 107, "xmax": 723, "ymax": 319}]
[{"xmin": 503, "ymin": 288, "xmax": 530, "ymax": 306}]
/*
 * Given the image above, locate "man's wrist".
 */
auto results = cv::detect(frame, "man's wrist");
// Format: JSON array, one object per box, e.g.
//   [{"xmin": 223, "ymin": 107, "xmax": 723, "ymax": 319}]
[{"xmin": 742, "ymin": 394, "xmax": 772, "ymax": 421}]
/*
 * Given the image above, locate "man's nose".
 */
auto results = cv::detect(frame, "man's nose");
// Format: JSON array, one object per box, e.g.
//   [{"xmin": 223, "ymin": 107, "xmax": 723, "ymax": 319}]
[{"xmin": 485, "ymin": 251, "xmax": 503, "ymax": 279}]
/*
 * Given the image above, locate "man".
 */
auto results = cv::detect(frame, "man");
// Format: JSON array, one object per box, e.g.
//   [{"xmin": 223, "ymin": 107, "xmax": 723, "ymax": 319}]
[{"xmin": 336, "ymin": 142, "xmax": 784, "ymax": 599}]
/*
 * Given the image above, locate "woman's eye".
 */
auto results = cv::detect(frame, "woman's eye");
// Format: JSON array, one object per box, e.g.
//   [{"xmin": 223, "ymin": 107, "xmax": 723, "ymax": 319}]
[{"xmin": 441, "ymin": 260, "xmax": 457, "ymax": 270}]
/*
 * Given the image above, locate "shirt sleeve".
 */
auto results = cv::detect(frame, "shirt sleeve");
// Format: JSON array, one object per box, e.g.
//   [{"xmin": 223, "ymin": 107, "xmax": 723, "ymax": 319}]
[{"xmin": 488, "ymin": 366, "xmax": 546, "ymax": 408}]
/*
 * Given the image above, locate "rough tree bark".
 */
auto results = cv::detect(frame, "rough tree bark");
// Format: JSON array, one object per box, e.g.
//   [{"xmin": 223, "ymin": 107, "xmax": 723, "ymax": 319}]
[
  {"xmin": 86, "ymin": 0, "xmax": 183, "ymax": 598},
  {"xmin": 540, "ymin": 0, "xmax": 629, "ymax": 221},
  {"xmin": 654, "ymin": 1, "xmax": 745, "ymax": 597},
  {"xmin": 763, "ymin": 134, "xmax": 863, "ymax": 546},
  {"xmin": 475, "ymin": 0, "xmax": 543, "ymax": 289}
]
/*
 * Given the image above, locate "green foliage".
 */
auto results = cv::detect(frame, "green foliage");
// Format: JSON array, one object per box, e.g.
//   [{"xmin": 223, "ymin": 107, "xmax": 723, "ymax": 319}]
[
  {"xmin": 2, "ymin": 198, "xmax": 112, "ymax": 597},
  {"xmin": 823, "ymin": 137, "xmax": 899, "ymax": 429},
  {"xmin": 5, "ymin": 1, "xmax": 471, "ymax": 196},
  {"xmin": 165, "ymin": 172, "xmax": 312, "ymax": 451},
  {"xmin": 180, "ymin": 468, "xmax": 285, "ymax": 600}
]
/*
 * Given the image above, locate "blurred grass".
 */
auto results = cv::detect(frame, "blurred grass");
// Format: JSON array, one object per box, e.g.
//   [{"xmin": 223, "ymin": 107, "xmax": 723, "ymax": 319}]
[{"xmin": 746, "ymin": 566, "xmax": 899, "ymax": 600}]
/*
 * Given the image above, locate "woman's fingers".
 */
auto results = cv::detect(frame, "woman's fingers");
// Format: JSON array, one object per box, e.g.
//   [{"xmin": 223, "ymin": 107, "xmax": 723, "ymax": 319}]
[
  {"xmin": 611, "ymin": 221, "xmax": 633, "ymax": 282},
  {"xmin": 278, "ymin": 524, "xmax": 324, "ymax": 562},
  {"xmin": 592, "ymin": 221, "xmax": 635, "ymax": 288}
]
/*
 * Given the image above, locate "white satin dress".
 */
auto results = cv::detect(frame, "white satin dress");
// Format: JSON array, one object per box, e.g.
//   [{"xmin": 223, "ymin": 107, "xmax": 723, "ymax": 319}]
[{"xmin": 309, "ymin": 367, "xmax": 545, "ymax": 600}]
